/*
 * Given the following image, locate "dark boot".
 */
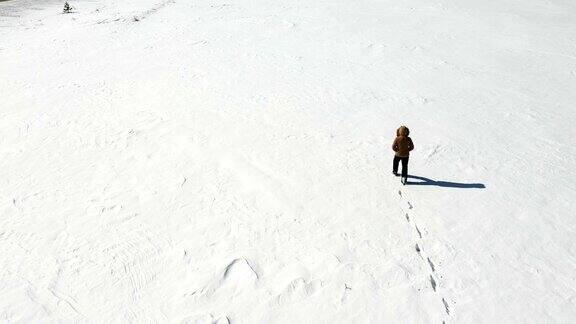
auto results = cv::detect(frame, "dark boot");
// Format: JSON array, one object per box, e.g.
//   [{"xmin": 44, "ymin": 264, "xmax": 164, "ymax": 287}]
[
  {"xmin": 393, "ymin": 156, "xmax": 401, "ymax": 176},
  {"xmin": 400, "ymin": 157, "xmax": 409, "ymax": 179}
]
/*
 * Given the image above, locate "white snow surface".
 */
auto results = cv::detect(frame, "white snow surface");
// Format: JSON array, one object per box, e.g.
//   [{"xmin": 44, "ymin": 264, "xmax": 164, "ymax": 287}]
[{"xmin": 1, "ymin": 0, "xmax": 576, "ymax": 322}]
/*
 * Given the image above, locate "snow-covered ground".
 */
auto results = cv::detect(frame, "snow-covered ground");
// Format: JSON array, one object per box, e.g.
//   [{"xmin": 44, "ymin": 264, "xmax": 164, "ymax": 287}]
[{"xmin": 1, "ymin": 0, "xmax": 576, "ymax": 322}]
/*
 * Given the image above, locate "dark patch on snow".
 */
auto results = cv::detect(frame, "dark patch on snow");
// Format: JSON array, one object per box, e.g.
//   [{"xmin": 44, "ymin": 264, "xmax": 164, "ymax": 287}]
[
  {"xmin": 442, "ymin": 297, "xmax": 450, "ymax": 314},
  {"xmin": 427, "ymin": 257, "xmax": 435, "ymax": 272},
  {"xmin": 415, "ymin": 225, "xmax": 422, "ymax": 238}
]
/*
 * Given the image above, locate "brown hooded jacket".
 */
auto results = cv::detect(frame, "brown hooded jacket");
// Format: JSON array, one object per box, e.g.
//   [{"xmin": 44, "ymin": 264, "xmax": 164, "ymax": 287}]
[{"xmin": 392, "ymin": 126, "xmax": 414, "ymax": 157}]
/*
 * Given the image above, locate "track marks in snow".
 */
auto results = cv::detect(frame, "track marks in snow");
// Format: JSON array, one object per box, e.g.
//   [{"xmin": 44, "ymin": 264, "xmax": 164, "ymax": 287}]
[
  {"xmin": 272, "ymin": 277, "xmax": 323, "ymax": 307},
  {"xmin": 98, "ymin": 225, "xmax": 170, "ymax": 316},
  {"xmin": 415, "ymin": 225, "xmax": 422, "ymax": 239},
  {"xmin": 133, "ymin": 0, "xmax": 175, "ymax": 22},
  {"xmin": 48, "ymin": 288, "xmax": 85, "ymax": 319},
  {"xmin": 427, "ymin": 257, "xmax": 435, "ymax": 272},
  {"xmin": 91, "ymin": 0, "xmax": 176, "ymax": 25},
  {"xmin": 442, "ymin": 297, "xmax": 450, "ymax": 315},
  {"xmin": 398, "ymin": 189, "xmax": 452, "ymax": 321}
]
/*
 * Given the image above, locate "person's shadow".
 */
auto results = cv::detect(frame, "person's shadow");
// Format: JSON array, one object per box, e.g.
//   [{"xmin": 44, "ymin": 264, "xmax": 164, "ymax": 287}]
[{"xmin": 406, "ymin": 175, "xmax": 486, "ymax": 188}]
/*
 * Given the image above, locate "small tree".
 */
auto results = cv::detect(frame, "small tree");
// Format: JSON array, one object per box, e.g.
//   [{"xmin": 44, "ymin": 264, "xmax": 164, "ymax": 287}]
[{"xmin": 63, "ymin": 2, "xmax": 73, "ymax": 14}]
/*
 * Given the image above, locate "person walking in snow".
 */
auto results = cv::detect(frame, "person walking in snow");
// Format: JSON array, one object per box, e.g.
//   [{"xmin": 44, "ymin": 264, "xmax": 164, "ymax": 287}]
[{"xmin": 392, "ymin": 125, "xmax": 414, "ymax": 185}]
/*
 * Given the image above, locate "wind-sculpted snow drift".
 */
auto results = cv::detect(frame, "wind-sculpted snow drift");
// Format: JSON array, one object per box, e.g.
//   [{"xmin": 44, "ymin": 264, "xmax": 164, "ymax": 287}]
[{"xmin": 1, "ymin": 0, "xmax": 576, "ymax": 322}]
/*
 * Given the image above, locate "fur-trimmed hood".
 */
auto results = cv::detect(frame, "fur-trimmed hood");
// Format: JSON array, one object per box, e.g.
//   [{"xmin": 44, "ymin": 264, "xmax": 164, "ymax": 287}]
[{"xmin": 396, "ymin": 126, "xmax": 410, "ymax": 137}]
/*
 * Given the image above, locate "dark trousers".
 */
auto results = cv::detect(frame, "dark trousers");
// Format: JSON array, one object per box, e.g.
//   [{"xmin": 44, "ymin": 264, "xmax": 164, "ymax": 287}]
[{"xmin": 393, "ymin": 156, "xmax": 409, "ymax": 178}]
